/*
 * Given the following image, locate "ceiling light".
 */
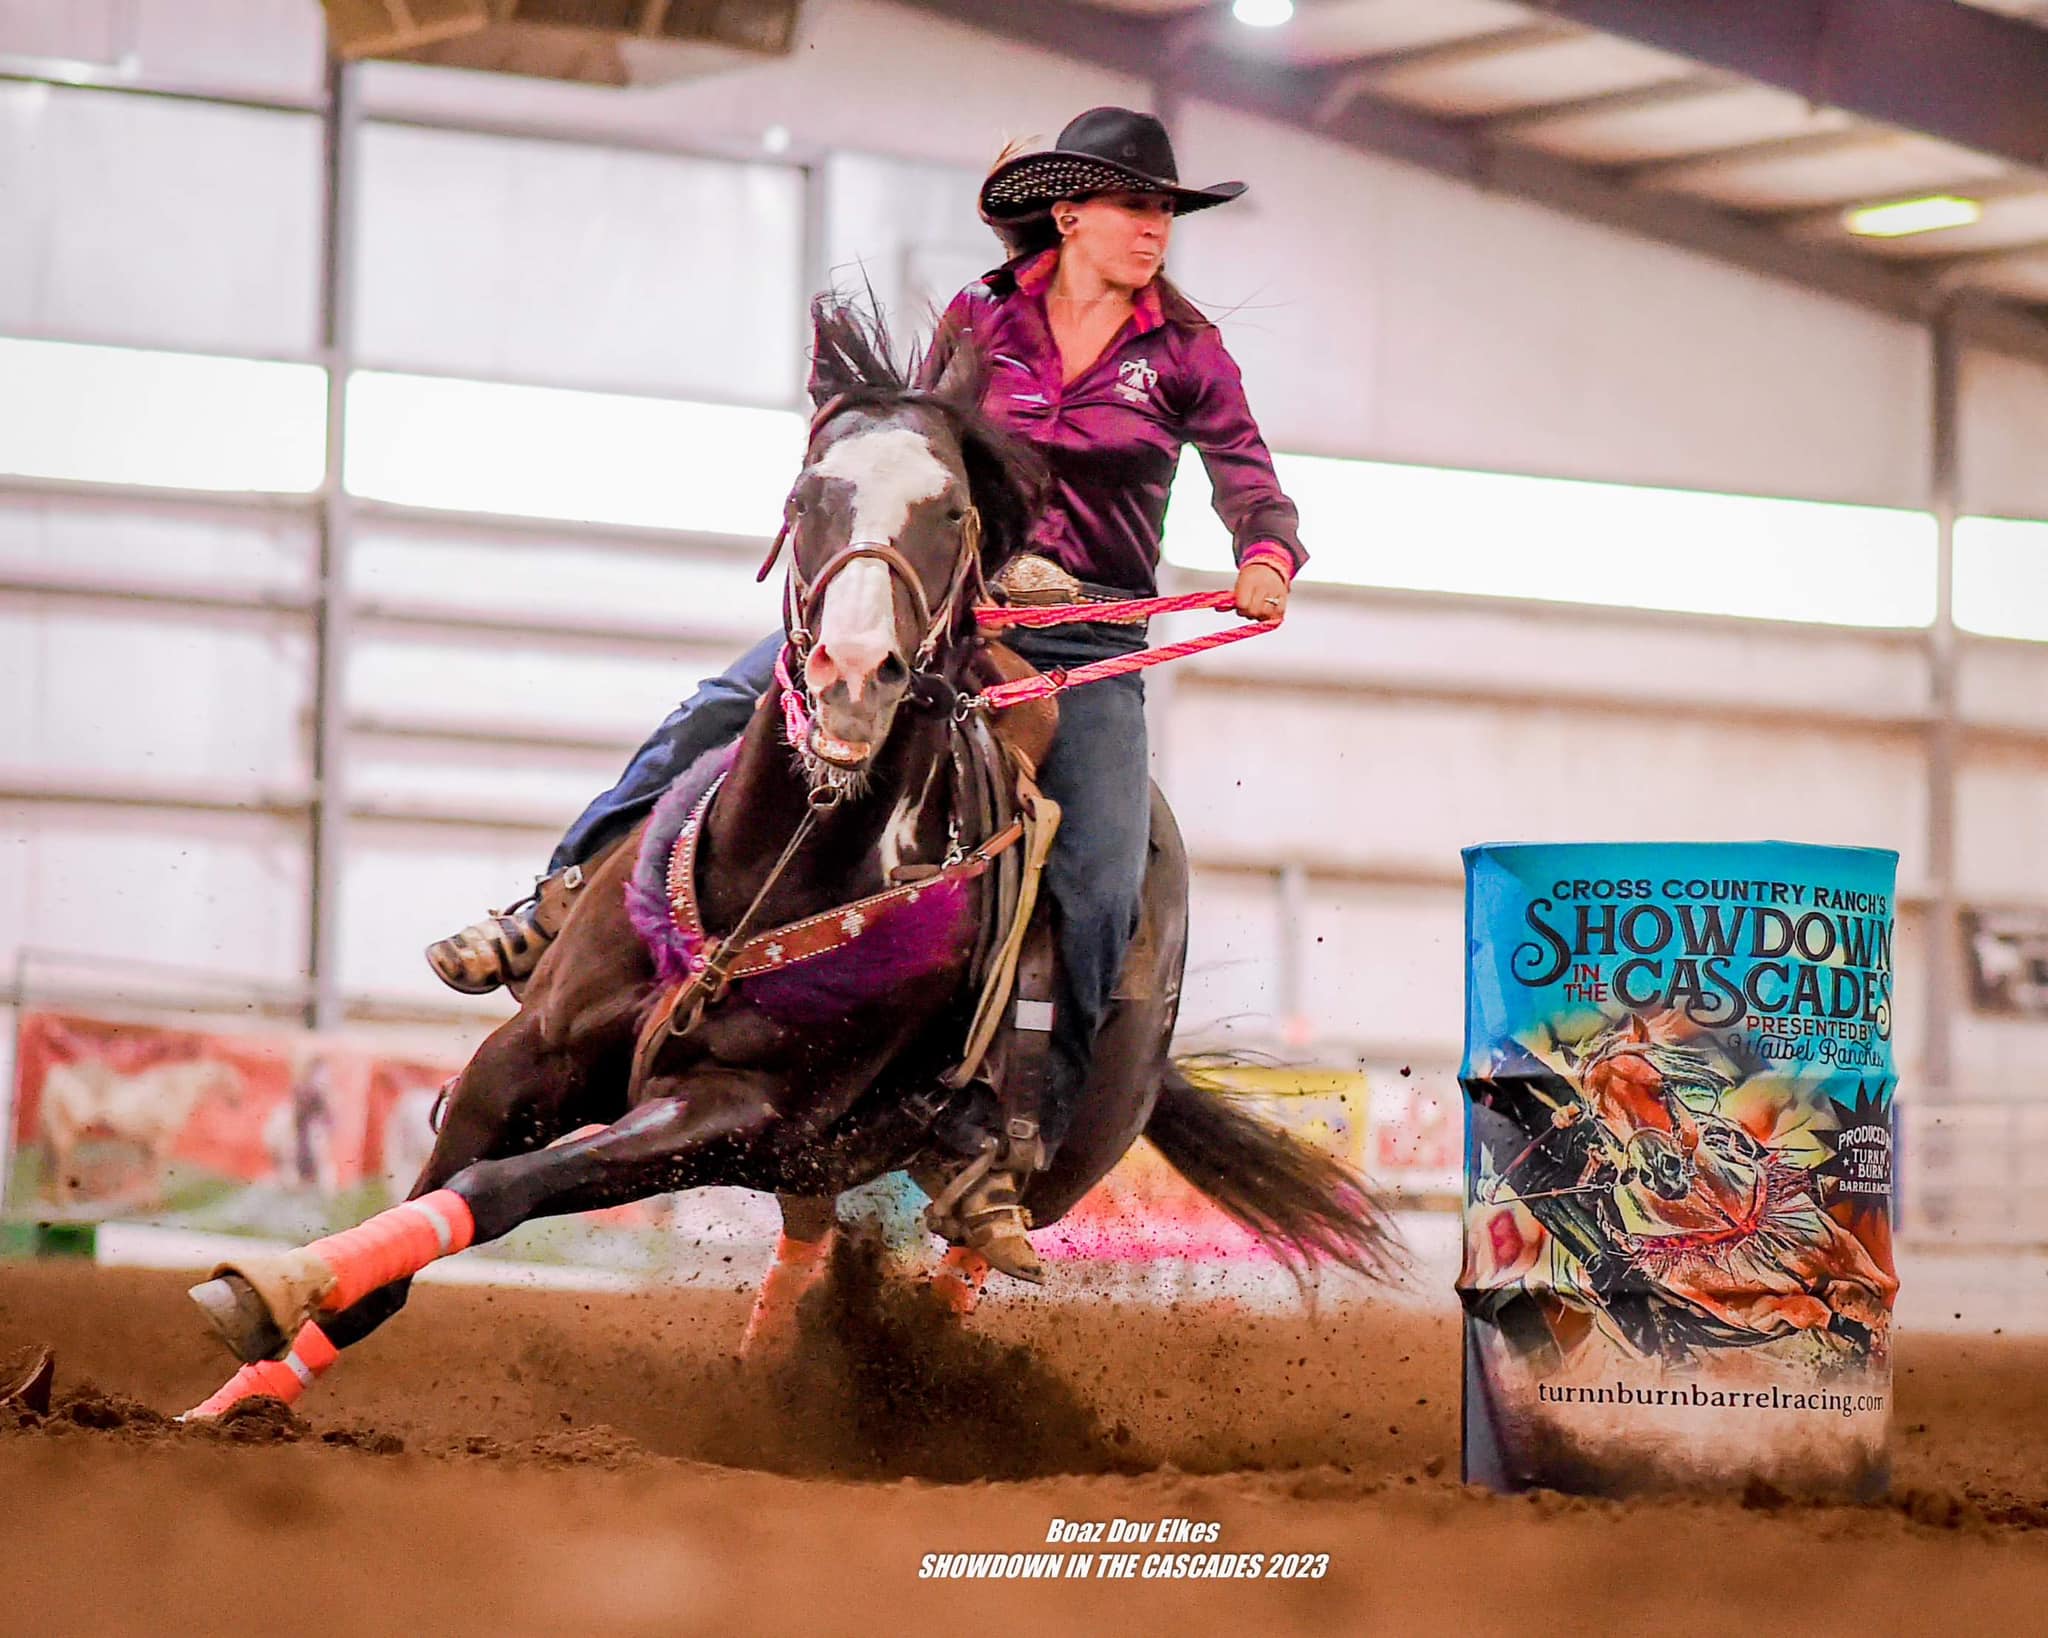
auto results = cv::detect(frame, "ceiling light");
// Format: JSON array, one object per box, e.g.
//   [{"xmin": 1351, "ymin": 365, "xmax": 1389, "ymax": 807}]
[
  {"xmin": 1843, "ymin": 195, "xmax": 1982, "ymax": 239},
  {"xmin": 1232, "ymin": 0, "xmax": 1294, "ymax": 27}
]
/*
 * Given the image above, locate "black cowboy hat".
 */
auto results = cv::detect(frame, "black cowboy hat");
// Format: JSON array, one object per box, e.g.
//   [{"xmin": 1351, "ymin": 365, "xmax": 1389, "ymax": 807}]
[{"xmin": 978, "ymin": 106, "xmax": 1248, "ymax": 222}]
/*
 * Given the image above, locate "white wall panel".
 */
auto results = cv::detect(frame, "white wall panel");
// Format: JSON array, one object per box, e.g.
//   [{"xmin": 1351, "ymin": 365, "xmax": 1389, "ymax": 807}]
[
  {"xmin": 1160, "ymin": 689, "xmax": 1929, "ymax": 886},
  {"xmin": 1956, "ymin": 750, "xmax": 2048, "ymax": 902},
  {"xmin": 0, "ymin": 604, "xmax": 309, "ymax": 787},
  {"xmin": 342, "ymin": 830, "xmax": 553, "ymax": 1007},
  {"xmin": 357, "ymin": 0, "xmax": 1147, "ymax": 176},
  {"xmin": 353, "ymin": 738, "xmax": 620, "ymax": 829},
  {"xmin": 1176, "ymin": 588, "xmax": 1930, "ymax": 723},
  {"xmin": 348, "ymin": 0, "xmax": 1940, "ymax": 511},
  {"xmin": 1180, "ymin": 873, "xmax": 1283, "ymax": 1043},
  {"xmin": 351, "ymin": 523, "xmax": 780, "ymax": 644},
  {"xmin": 0, "ymin": 339, "xmax": 326, "ymax": 492},
  {"xmin": 0, "ymin": 804, "xmax": 306, "ymax": 982},
  {"xmin": 0, "ymin": 85, "xmax": 320, "ymax": 356},
  {"xmin": 0, "ymin": 0, "xmax": 323, "ymax": 103},
  {"xmin": 1299, "ymin": 885, "xmax": 1464, "ymax": 1051},
  {"xmin": 129, "ymin": 0, "xmax": 325, "ymax": 102},
  {"xmin": 1960, "ymin": 638, "xmax": 2048, "ymax": 735},
  {"xmin": 344, "ymin": 372, "xmax": 800, "ymax": 535},
  {"xmin": 823, "ymin": 153, "xmax": 991, "ymax": 329},
  {"xmin": 349, "ymin": 634, "xmax": 741, "ymax": 744},
  {"xmin": 1960, "ymin": 348, "xmax": 2048, "ymax": 524},
  {"xmin": 0, "ymin": 492, "xmax": 312, "ymax": 593},
  {"xmin": 1170, "ymin": 102, "xmax": 1933, "ymax": 508},
  {"xmin": 356, "ymin": 126, "xmax": 803, "ymax": 404}
]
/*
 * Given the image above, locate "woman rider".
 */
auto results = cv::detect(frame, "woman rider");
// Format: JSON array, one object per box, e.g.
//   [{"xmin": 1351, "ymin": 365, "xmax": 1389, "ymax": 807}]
[{"xmin": 425, "ymin": 107, "xmax": 1304, "ymax": 1279}]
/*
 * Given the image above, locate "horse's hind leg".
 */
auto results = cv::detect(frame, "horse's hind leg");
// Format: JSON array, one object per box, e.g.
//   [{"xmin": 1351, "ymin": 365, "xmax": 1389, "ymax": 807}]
[{"xmin": 738, "ymin": 1193, "xmax": 837, "ymax": 1362}]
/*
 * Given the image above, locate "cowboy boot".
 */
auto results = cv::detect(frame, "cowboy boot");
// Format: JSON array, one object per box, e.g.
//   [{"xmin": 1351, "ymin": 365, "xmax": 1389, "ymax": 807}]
[
  {"xmin": 923, "ymin": 1121, "xmax": 1047, "ymax": 1284},
  {"xmin": 424, "ymin": 864, "xmax": 588, "ymax": 997}
]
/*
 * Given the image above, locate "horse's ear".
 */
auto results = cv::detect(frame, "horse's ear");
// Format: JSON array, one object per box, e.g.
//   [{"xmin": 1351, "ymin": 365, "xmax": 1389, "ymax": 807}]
[
  {"xmin": 808, "ymin": 297, "xmax": 857, "ymax": 408},
  {"xmin": 808, "ymin": 294, "xmax": 898, "ymax": 409},
  {"xmin": 1626, "ymin": 1013, "xmax": 1650, "ymax": 1043},
  {"xmin": 933, "ymin": 332, "xmax": 981, "ymax": 407},
  {"xmin": 919, "ymin": 309, "xmax": 985, "ymax": 409}
]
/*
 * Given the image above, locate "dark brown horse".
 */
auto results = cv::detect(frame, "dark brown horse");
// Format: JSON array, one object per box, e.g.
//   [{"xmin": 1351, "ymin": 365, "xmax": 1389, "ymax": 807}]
[{"xmin": 183, "ymin": 303, "xmax": 1396, "ymax": 1409}]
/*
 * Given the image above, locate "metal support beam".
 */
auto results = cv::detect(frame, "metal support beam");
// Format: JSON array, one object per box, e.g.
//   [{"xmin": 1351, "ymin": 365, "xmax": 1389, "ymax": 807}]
[
  {"xmin": 308, "ymin": 54, "xmax": 361, "ymax": 1032},
  {"xmin": 1621, "ymin": 123, "xmax": 1884, "ymax": 189},
  {"xmin": 889, "ymin": 0, "xmax": 2048, "ymax": 365},
  {"xmin": 0, "ymin": 574, "xmax": 314, "ymax": 618},
  {"xmin": 1526, "ymin": 0, "xmax": 2048, "ymax": 177},
  {"xmin": 1932, "ymin": 239, "xmax": 2048, "ymax": 289},
  {"xmin": 1478, "ymin": 72, "xmax": 1739, "ymax": 138},
  {"xmin": 1925, "ymin": 308, "xmax": 1963, "ymax": 1101},
  {"xmin": 1774, "ymin": 172, "xmax": 2048, "ymax": 229},
  {"xmin": 1342, "ymin": 20, "xmax": 1583, "ymax": 81},
  {"xmin": 1276, "ymin": 862, "xmax": 1311, "ymax": 1048},
  {"xmin": 797, "ymin": 157, "xmax": 829, "ymax": 406}
]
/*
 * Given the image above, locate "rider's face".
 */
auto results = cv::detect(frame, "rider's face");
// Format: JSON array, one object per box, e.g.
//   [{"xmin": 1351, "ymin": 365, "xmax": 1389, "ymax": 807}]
[{"xmin": 1057, "ymin": 191, "xmax": 1174, "ymax": 290}]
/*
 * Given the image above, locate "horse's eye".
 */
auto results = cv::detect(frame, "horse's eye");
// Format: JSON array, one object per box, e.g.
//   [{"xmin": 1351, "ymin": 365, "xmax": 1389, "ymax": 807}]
[{"xmin": 946, "ymin": 506, "xmax": 965, "ymax": 522}]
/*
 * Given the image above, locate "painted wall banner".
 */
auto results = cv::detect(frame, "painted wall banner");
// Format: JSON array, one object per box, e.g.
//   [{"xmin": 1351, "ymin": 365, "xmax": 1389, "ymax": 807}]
[
  {"xmin": 1458, "ymin": 843, "xmax": 1899, "ymax": 1499},
  {"xmin": 5, "ymin": 1010, "xmax": 737, "ymax": 1263}
]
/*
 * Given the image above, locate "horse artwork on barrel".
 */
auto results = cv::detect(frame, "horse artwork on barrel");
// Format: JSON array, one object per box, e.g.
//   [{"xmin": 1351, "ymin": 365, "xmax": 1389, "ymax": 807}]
[
  {"xmin": 174, "ymin": 301, "xmax": 1396, "ymax": 1422},
  {"xmin": 1459, "ymin": 842, "xmax": 1899, "ymax": 1500}
]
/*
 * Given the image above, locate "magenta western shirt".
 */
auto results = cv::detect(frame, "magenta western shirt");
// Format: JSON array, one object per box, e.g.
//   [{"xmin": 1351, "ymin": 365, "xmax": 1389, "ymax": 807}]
[{"xmin": 937, "ymin": 250, "xmax": 1303, "ymax": 597}]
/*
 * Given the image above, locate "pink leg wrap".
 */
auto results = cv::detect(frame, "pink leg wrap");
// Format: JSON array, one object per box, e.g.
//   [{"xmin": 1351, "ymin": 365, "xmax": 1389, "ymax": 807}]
[
  {"xmin": 310, "ymin": 1189, "xmax": 475, "ymax": 1313},
  {"xmin": 183, "ymin": 1322, "xmax": 339, "ymax": 1421},
  {"xmin": 930, "ymin": 1247, "xmax": 990, "ymax": 1316},
  {"xmin": 740, "ymin": 1232, "xmax": 832, "ymax": 1357}
]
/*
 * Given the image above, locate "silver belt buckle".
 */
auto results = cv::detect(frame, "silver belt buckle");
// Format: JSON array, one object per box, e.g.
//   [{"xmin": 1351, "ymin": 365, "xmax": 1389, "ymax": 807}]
[{"xmin": 991, "ymin": 553, "xmax": 1086, "ymax": 607}]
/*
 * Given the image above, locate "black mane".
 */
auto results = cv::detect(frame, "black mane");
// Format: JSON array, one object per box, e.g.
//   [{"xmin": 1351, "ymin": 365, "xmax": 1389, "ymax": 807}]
[{"xmin": 807, "ymin": 295, "xmax": 1044, "ymax": 577}]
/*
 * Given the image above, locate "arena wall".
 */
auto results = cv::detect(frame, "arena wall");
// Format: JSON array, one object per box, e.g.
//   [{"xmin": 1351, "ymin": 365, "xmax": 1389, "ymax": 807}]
[{"xmin": 2, "ymin": 0, "xmax": 2045, "ymax": 1235}]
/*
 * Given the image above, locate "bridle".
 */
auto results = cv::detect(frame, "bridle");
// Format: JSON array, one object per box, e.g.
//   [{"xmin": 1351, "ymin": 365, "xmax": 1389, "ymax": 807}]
[{"xmin": 756, "ymin": 390, "xmax": 985, "ymax": 681}]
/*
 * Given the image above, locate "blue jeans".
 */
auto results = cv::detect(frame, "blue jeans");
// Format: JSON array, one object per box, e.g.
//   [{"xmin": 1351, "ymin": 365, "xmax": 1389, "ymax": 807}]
[
  {"xmin": 550, "ymin": 625, "xmax": 1151, "ymax": 1150},
  {"xmin": 549, "ymin": 630, "xmax": 785, "ymax": 875}
]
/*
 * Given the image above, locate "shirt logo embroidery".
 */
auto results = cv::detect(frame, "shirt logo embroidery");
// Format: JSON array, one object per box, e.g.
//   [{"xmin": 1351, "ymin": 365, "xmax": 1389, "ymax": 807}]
[{"xmin": 1114, "ymin": 357, "xmax": 1159, "ymax": 405}]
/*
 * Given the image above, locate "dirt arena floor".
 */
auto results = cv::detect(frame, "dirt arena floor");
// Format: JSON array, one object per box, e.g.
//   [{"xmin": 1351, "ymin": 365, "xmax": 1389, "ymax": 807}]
[{"xmin": 4, "ymin": 1254, "xmax": 2047, "ymax": 1637}]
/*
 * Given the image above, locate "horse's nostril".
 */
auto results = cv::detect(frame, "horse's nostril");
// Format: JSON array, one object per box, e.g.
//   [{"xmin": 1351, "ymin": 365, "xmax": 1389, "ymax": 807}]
[{"xmin": 876, "ymin": 653, "xmax": 908, "ymax": 688}]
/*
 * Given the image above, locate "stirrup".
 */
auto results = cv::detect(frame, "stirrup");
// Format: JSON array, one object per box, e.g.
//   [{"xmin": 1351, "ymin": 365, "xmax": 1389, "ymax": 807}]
[
  {"xmin": 425, "ymin": 865, "xmax": 584, "ymax": 996},
  {"xmin": 925, "ymin": 1142, "xmax": 1044, "ymax": 1285}
]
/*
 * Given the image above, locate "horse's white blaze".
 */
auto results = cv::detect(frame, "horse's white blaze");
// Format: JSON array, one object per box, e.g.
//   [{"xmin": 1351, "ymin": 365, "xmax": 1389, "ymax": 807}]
[
  {"xmin": 815, "ymin": 558, "xmax": 895, "ymax": 702},
  {"xmin": 878, "ymin": 784, "xmax": 927, "ymax": 879},
  {"xmin": 815, "ymin": 425, "xmax": 951, "ymax": 542}
]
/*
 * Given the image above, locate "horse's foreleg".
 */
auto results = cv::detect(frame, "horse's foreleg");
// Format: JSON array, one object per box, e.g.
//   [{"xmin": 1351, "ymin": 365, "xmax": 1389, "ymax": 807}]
[
  {"xmin": 196, "ymin": 1087, "xmax": 772, "ymax": 1363},
  {"xmin": 738, "ymin": 1194, "xmax": 837, "ymax": 1362},
  {"xmin": 186, "ymin": 1014, "xmax": 614, "ymax": 1392},
  {"xmin": 178, "ymin": 1322, "xmax": 340, "ymax": 1422}
]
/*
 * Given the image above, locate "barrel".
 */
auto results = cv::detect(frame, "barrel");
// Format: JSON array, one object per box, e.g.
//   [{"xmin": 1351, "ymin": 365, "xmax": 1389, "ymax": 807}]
[{"xmin": 1459, "ymin": 842, "xmax": 1899, "ymax": 1499}]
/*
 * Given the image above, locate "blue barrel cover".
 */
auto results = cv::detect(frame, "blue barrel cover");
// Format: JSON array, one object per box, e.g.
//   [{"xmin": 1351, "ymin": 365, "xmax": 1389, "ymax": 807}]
[{"xmin": 1460, "ymin": 842, "xmax": 1898, "ymax": 1498}]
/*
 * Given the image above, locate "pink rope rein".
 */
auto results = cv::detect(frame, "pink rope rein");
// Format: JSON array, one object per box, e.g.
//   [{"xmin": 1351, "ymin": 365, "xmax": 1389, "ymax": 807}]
[
  {"xmin": 968, "ymin": 587, "xmax": 1277, "ymax": 710},
  {"xmin": 775, "ymin": 589, "xmax": 1277, "ymax": 729}
]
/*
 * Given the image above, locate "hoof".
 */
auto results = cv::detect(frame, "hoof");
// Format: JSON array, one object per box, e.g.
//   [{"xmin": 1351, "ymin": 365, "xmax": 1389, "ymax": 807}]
[
  {"xmin": 978, "ymin": 1237, "xmax": 1046, "ymax": 1285},
  {"xmin": 0, "ymin": 1347, "xmax": 55, "ymax": 1416},
  {"xmin": 189, "ymin": 1274, "xmax": 288, "ymax": 1364}
]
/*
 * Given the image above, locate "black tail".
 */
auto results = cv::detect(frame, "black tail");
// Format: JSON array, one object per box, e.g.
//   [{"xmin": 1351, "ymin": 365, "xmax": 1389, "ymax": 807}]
[{"xmin": 1143, "ymin": 1064, "xmax": 1404, "ymax": 1284}]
